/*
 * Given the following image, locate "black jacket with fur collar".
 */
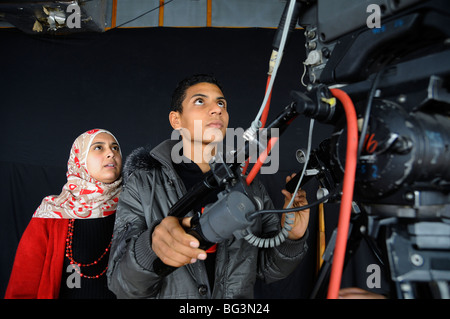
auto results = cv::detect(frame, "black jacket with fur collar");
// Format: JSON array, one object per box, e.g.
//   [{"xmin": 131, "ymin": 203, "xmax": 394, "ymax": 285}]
[{"xmin": 107, "ymin": 139, "xmax": 308, "ymax": 299}]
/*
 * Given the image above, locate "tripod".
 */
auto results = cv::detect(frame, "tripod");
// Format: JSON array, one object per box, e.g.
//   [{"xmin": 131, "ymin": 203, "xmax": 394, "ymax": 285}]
[
  {"xmin": 310, "ymin": 202, "xmax": 450, "ymax": 299},
  {"xmin": 384, "ymin": 219, "xmax": 450, "ymax": 298}
]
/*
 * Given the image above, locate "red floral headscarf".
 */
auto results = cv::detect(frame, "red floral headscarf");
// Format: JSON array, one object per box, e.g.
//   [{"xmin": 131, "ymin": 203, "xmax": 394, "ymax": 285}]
[{"xmin": 33, "ymin": 129, "xmax": 123, "ymax": 219}]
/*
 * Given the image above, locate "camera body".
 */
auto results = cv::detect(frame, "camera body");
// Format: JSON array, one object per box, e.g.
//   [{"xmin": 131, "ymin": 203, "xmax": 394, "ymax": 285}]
[
  {"xmin": 295, "ymin": 0, "xmax": 450, "ymax": 217},
  {"xmin": 293, "ymin": 0, "xmax": 450, "ymax": 298}
]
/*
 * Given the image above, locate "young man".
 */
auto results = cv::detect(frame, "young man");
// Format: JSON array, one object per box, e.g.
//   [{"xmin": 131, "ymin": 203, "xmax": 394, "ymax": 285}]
[{"xmin": 107, "ymin": 74, "xmax": 310, "ymax": 298}]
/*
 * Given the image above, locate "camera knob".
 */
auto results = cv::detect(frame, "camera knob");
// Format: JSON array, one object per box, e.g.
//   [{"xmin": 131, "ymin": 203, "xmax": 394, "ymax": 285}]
[{"xmin": 391, "ymin": 136, "xmax": 412, "ymax": 154}]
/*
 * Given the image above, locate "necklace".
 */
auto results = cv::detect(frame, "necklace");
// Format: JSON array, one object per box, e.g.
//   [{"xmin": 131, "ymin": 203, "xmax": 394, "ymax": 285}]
[{"xmin": 65, "ymin": 218, "xmax": 112, "ymax": 279}]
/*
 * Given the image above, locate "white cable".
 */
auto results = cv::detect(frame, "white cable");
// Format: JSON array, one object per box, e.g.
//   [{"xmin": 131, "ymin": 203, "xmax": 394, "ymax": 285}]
[
  {"xmin": 244, "ymin": 118, "xmax": 315, "ymax": 248},
  {"xmin": 251, "ymin": 0, "xmax": 297, "ymax": 131},
  {"xmin": 287, "ymin": 118, "xmax": 315, "ymax": 208},
  {"xmin": 278, "ymin": 117, "xmax": 314, "ymax": 238},
  {"xmin": 243, "ymin": 0, "xmax": 304, "ymax": 248}
]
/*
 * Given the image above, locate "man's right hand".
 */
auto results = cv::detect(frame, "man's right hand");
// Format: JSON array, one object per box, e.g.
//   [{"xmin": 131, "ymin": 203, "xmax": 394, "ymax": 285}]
[{"xmin": 151, "ymin": 216, "xmax": 207, "ymax": 267}]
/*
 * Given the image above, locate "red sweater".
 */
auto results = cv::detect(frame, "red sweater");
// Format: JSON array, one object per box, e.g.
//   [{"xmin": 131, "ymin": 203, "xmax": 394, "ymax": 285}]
[{"xmin": 5, "ymin": 218, "xmax": 69, "ymax": 299}]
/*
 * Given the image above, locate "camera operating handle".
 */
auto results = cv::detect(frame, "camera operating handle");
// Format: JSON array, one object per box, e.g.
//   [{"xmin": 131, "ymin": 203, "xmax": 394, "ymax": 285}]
[{"xmin": 153, "ymin": 176, "xmax": 261, "ymax": 277}]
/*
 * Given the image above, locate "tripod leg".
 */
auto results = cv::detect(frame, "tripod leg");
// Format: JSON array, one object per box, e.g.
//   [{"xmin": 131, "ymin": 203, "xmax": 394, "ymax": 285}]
[
  {"xmin": 310, "ymin": 227, "xmax": 337, "ymax": 299},
  {"xmin": 310, "ymin": 207, "xmax": 367, "ymax": 298},
  {"xmin": 434, "ymin": 281, "xmax": 450, "ymax": 299},
  {"xmin": 317, "ymin": 202, "xmax": 326, "ymax": 273}
]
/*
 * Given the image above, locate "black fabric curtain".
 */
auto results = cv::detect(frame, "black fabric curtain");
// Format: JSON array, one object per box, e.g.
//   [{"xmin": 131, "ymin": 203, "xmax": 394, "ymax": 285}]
[{"xmin": 1, "ymin": 26, "xmax": 367, "ymax": 299}]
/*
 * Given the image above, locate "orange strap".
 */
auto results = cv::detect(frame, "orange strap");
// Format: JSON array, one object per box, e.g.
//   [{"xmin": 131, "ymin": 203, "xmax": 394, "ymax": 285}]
[{"xmin": 201, "ymin": 207, "xmax": 217, "ymax": 253}]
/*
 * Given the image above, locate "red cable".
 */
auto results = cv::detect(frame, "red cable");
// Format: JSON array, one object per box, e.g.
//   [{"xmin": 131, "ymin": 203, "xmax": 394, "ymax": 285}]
[
  {"xmin": 260, "ymin": 75, "xmax": 272, "ymax": 128},
  {"xmin": 326, "ymin": 88, "xmax": 358, "ymax": 299},
  {"xmin": 242, "ymin": 75, "xmax": 272, "ymax": 176},
  {"xmin": 246, "ymin": 136, "xmax": 278, "ymax": 185}
]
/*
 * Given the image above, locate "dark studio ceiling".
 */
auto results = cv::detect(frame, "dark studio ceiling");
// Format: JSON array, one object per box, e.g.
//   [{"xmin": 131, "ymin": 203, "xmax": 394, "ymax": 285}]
[{"xmin": 0, "ymin": 0, "xmax": 291, "ymax": 34}]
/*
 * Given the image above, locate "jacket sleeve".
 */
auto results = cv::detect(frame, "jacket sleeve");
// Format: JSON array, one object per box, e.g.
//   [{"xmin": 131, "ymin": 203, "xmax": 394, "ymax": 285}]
[
  {"xmin": 253, "ymin": 180, "xmax": 309, "ymax": 284},
  {"xmin": 5, "ymin": 218, "xmax": 47, "ymax": 299},
  {"xmin": 107, "ymin": 171, "xmax": 165, "ymax": 299}
]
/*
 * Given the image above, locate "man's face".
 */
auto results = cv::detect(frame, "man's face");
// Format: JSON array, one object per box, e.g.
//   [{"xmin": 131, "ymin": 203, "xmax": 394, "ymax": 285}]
[{"xmin": 170, "ymin": 82, "xmax": 229, "ymax": 145}]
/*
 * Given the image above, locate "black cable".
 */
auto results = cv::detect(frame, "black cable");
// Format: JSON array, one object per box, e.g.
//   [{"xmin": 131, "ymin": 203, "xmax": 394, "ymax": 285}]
[
  {"xmin": 249, "ymin": 192, "xmax": 335, "ymax": 219},
  {"xmin": 357, "ymin": 69, "xmax": 384, "ymax": 159},
  {"xmin": 112, "ymin": 0, "xmax": 176, "ymax": 29}
]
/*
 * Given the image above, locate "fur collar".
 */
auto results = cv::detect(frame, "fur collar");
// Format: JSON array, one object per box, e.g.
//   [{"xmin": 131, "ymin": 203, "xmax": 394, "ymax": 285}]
[
  {"xmin": 122, "ymin": 145, "xmax": 158, "ymax": 183},
  {"xmin": 122, "ymin": 140, "xmax": 180, "ymax": 183}
]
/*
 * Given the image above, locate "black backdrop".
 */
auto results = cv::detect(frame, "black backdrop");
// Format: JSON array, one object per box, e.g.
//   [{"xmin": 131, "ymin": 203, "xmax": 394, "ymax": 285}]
[{"xmin": 0, "ymin": 26, "xmax": 378, "ymax": 299}]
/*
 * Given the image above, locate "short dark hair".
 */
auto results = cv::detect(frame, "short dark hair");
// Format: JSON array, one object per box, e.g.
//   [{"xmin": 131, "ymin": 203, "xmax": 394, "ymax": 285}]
[{"xmin": 170, "ymin": 74, "xmax": 224, "ymax": 113}]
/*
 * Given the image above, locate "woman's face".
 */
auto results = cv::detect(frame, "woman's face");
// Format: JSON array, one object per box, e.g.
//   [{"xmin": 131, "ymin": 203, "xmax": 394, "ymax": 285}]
[{"xmin": 86, "ymin": 132, "xmax": 122, "ymax": 183}]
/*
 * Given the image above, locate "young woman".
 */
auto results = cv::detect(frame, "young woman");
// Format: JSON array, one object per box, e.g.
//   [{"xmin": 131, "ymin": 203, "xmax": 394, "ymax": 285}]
[{"xmin": 5, "ymin": 129, "xmax": 122, "ymax": 299}]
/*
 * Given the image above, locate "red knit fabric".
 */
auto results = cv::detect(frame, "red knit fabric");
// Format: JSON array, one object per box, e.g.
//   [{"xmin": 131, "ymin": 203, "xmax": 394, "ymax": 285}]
[{"xmin": 5, "ymin": 218, "xmax": 69, "ymax": 299}]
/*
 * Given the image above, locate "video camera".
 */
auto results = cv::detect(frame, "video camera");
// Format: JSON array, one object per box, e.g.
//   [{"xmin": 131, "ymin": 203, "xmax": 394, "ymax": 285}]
[
  {"xmin": 153, "ymin": 0, "xmax": 450, "ymax": 299},
  {"xmin": 285, "ymin": 0, "xmax": 450, "ymax": 298}
]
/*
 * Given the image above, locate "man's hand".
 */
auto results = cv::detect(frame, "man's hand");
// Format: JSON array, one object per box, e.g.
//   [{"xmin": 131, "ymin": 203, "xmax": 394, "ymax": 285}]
[
  {"xmin": 151, "ymin": 216, "xmax": 207, "ymax": 267},
  {"xmin": 281, "ymin": 174, "xmax": 310, "ymax": 240},
  {"xmin": 339, "ymin": 287, "xmax": 386, "ymax": 299}
]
